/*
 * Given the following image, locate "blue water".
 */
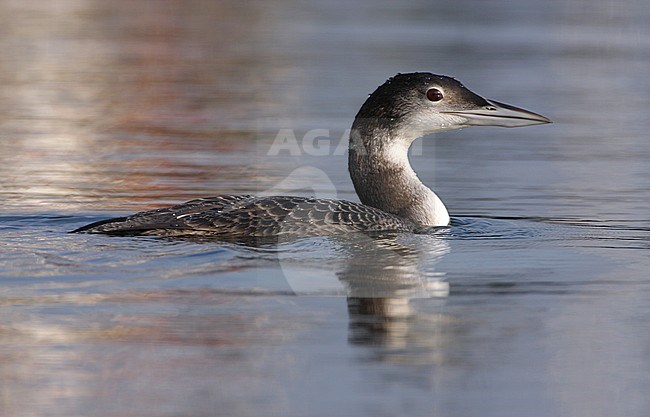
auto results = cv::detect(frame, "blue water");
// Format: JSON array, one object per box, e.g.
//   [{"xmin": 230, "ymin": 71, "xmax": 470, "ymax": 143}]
[{"xmin": 1, "ymin": 0, "xmax": 649, "ymax": 416}]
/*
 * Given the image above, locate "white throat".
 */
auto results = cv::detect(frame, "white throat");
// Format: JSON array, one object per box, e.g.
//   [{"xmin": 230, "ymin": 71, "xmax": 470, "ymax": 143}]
[
  {"xmin": 383, "ymin": 141, "xmax": 450, "ymax": 226},
  {"xmin": 349, "ymin": 130, "xmax": 450, "ymax": 227}
]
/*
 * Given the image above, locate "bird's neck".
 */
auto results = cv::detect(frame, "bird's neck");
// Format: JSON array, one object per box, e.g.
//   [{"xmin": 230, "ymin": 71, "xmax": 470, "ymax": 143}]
[{"xmin": 348, "ymin": 123, "xmax": 450, "ymax": 227}]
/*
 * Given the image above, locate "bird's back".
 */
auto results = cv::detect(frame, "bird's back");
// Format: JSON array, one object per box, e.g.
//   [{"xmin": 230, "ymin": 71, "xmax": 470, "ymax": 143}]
[{"xmin": 72, "ymin": 195, "xmax": 417, "ymax": 239}]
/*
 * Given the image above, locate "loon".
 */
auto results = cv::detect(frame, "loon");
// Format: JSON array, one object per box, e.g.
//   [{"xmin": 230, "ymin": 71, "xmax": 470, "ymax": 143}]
[{"xmin": 73, "ymin": 73, "xmax": 550, "ymax": 238}]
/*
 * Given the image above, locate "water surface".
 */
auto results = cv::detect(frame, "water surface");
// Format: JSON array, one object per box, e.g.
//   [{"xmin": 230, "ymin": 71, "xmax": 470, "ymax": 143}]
[{"xmin": 1, "ymin": 0, "xmax": 649, "ymax": 416}]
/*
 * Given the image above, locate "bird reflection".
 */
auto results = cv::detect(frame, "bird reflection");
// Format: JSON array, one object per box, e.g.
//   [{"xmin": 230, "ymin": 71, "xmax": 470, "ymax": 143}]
[{"xmin": 334, "ymin": 233, "xmax": 451, "ymax": 354}]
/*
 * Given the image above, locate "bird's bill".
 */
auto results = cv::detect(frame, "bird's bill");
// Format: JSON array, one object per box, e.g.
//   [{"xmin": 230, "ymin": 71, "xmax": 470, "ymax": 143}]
[{"xmin": 442, "ymin": 99, "xmax": 551, "ymax": 128}]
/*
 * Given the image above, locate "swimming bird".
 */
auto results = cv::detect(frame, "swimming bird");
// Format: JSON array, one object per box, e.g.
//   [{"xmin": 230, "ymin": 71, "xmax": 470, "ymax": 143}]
[{"xmin": 72, "ymin": 72, "xmax": 550, "ymax": 238}]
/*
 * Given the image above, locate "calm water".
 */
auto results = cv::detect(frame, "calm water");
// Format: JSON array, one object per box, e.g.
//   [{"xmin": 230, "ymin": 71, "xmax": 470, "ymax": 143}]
[{"xmin": 1, "ymin": 0, "xmax": 649, "ymax": 416}]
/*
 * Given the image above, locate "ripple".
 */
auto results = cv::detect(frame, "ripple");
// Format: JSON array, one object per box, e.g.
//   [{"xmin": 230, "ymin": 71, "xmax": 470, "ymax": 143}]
[{"xmin": 448, "ymin": 216, "xmax": 553, "ymax": 240}]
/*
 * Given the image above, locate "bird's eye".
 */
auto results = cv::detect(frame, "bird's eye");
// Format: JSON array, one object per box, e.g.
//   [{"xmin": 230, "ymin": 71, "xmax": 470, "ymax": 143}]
[{"xmin": 426, "ymin": 88, "xmax": 443, "ymax": 102}]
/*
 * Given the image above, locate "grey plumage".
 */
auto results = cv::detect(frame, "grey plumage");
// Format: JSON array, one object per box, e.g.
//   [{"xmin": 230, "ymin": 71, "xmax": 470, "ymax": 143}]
[{"xmin": 72, "ymin": 195, "xmax": 416, "ymax": 238}]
